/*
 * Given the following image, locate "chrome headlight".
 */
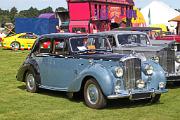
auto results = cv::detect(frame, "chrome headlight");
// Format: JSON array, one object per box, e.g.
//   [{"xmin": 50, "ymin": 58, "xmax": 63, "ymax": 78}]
[
  {"xmin": 159, "ymin": 82, "xmax": 165, "ymax": 89},
  {"xmin": 115, "ymin": 67, "xmax": 123, "ymax": 77},
  {"xmin": 144, "ymin": 64, "xmax": 154, "ymax": 75},
  {"xmin": 176, "ymin": 55, "xmax": 180, "ymax": 63},
  {"xmin": 151, "ymin": 56, "xmax": 159, "ymax": 63},
  {"xmin": 136, "ymin": 80, "xmax": 145, "ymax": 89}
]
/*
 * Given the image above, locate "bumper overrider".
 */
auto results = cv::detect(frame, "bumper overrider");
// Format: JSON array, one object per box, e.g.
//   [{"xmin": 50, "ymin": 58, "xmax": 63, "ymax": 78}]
[{"xmin": 107, "ymin": 89, "xmax": 168, "ymax": 100}]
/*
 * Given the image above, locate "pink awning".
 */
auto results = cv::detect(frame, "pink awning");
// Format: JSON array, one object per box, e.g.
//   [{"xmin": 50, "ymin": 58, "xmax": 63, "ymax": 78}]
[{"xmin": 69, "ymin": 21, "xmax": 89, "ymax": 26}]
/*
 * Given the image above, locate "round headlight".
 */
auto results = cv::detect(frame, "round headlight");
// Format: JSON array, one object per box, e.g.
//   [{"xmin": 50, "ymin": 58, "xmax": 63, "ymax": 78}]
[
  {"xmin": 115, "ymin": 67, "xmax": 123, "ymax": 77},
  {"xmin": 145, "ymin": 64, "xmax": 154, "ymax": 75},
  {"xmin": 136, "ymin": 80, "xmax": 145, "ymax": 89},
  {"xmin": 176, "ymin": 55, "xmax": 180, "ymax": 63},
  {"xmin": 151, "ymin": 56, "xmax": 159, "ymax": 63}
]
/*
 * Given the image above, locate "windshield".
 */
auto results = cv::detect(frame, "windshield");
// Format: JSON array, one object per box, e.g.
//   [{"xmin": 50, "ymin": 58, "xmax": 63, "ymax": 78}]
[
  {"xmin": 117, "ymin": 34, "xmax": 150, "ymax": 46},
  {"xmin": 70, "ymin": 36, "xmax": 111, "ymax": 52}
]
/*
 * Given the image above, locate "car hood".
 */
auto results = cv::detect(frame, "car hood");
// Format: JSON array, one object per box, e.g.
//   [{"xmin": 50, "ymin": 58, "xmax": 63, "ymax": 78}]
[
  {"xmin": 77, "ymin": 53, "xmax": 129, "ymax": 61},
  {"xmin": 113, "ymin": 45, "xmax": 166, "ymax": 52},
  {"xmin": 151, "ymin": 40, "xmax": 176, "ymax": 47}
]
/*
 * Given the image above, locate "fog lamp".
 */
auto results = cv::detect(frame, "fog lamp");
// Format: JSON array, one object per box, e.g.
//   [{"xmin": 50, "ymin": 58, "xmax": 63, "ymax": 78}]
[
  {"xmin": 159, "ymin": 82, "xmax": 165, "ymax": 89},
  {"xmin": 136, "ymin": 80, "xmax": 145, "ymax": 89},
  {"xmin": 115, "ymin": 80, "xmax": 121, "ymax": 93},
  {"xmin": 176, "ymin": 55, "xmax": 180, "ymax": 63},
  {"xmin": 144, "ymin": 64, "xmax": 154, "ymax": 75}
]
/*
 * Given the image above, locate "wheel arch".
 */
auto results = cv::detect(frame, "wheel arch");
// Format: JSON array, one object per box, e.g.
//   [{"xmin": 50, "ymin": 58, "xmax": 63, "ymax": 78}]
[
  {"xmin": 79, "ymin": 76, "xmax": 96, "ymax": 95},
  {"xmin": 20, "ymin": 62, "xmax": 41, "ymax": 85},
  {"xmin": 10, "ymin": 41, "xmax": 21, "ymax": 48}
]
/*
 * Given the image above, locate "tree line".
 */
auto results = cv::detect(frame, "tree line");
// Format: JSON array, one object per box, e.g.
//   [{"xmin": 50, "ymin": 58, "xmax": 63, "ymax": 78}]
[{"xmin": 0, "ymin": 6, "xmax": 67, "ymax": 27}]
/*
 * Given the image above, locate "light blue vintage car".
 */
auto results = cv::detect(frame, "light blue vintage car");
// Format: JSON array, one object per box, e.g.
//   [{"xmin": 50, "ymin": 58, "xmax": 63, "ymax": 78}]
[{"xmin": 16, "ymin": 33, "xmax": 167, "ymax": 109}]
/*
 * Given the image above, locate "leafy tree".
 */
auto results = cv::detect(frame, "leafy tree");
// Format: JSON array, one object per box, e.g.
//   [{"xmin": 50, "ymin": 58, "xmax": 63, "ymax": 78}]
[
  {"xmin": 0, "ymin": 6, "xmax": 67, "ymax": 24},
  {"xmin": 55, "ymin": 7, "xmax": 67, "ymax": 12},
  {"xmin": 40, "ymin": 6, "xmax": 53, "ymax": 14},
  {"xmin": 10, "ymin": 7, "xmax": 18, "ymax": 23}
]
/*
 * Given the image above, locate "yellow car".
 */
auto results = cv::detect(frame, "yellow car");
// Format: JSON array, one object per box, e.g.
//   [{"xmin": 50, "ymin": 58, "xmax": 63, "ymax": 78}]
[{"xmin": 2, "ymin": 33, "xmax": 38, "ymax": 50}]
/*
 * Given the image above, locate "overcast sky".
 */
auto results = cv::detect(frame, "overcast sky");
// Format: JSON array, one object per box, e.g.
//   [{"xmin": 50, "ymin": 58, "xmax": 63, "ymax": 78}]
[{"xmin": 0, "ymin": 0, "xmax": 179, "ymax": 11}]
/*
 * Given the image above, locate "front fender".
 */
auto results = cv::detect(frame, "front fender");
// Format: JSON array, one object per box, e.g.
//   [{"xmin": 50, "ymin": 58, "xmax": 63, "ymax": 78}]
[
  {"xmin": 142, "ymin": 60, "xmax": 167, "ymax": 89},
  {"xmin": 67, "ymin": 64, "xmax": 115, "ymax": 96},
  {"xmin": 16, "ymin": 57, "xmax": 41, "ymax": 83}
]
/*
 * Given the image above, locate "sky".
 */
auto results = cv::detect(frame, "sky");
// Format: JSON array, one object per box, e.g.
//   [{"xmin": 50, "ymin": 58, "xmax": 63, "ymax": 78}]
[{"xmin": 0, "ymin": 0, "xmax": 179, "ymax": 11}]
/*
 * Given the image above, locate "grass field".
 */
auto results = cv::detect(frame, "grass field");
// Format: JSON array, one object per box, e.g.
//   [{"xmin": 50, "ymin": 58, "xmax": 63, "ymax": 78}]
[{"xmin": 0, "ymin": 48, "xmax": 180, "ymax": 120}]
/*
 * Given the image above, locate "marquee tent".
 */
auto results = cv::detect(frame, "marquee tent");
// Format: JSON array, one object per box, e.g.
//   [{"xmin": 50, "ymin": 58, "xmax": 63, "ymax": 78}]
[
  {"xmin": 38, "ymin": 13, "xmax": 55, "ymax": 19},
  {"xmin": 131, "ymin": 7, "xmax": 146, "ymax": 27},
  {"xmin": 169, "ymin": 15, "xmax": 180, "ymax": 22},
  {"xmin": 140, "ymin": 0, "xmax": 180, "ymax": 30}
]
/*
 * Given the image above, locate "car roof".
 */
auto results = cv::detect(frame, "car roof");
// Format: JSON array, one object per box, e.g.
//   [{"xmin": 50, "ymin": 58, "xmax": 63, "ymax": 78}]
[
  {"xmin": 39, "ymin": 33, "xmax": 86, "ymax": 39},
  {"xmin": 96, "ymin": 30, "xmax": 147, "ymax": 35},
  {"xmin": 38, "ymin": 33, "xmax": 106, "ymax": 42},
  {"xmin": 113, "ymin": 27, "xmax": 162, "ymax": 31}
]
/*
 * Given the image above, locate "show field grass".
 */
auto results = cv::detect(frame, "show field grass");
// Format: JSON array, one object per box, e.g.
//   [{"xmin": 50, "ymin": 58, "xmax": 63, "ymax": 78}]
[{"xmin": 0, "ymin": 48, "xmax": 180, "ymax": 120}]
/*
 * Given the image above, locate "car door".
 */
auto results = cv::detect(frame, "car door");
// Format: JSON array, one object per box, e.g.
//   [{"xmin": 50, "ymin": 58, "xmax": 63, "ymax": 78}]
[
  {"xmin": 46, "ymin": 38, "xmax": 77, "ymax": 90},
  {"xmin": 18, "ymin": 33, "xmax": 37, "ymax": 48},
  {"xmin": 33, "ymin": 38, "xmax": 53, "ymax": 86}
]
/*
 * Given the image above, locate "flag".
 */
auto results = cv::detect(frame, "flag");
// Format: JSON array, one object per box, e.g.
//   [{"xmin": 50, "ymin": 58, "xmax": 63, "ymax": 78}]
[{"xmin": 148, "ymin": 8, "xmax": 151, "ymax": 25}]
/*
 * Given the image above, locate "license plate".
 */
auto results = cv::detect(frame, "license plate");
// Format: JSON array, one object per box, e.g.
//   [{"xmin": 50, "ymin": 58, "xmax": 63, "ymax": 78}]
[{"xmin": 131, "ymin": 93, "xmax": 151, "ymax": 100}]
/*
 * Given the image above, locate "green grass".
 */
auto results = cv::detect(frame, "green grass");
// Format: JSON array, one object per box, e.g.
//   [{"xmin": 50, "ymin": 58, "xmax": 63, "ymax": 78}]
[{"xmin": 0, "ymin": 48, "xmax": 180, "ymax": 120}]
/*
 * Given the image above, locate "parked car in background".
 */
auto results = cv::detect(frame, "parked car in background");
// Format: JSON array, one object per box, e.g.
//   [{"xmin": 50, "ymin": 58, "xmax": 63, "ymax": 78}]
[
  {"xmin": 96, "ymin": 31, "xmax": 180, "ymax": 81},
  {"xmin": 16, "ymin": 33, "xmax": 167, "ymax": 109},
  {"xmin": 1, "ymin": 32, "xmax": 38, "ymax": 50},
  {"xmin": 113, "ymin": 27, "xmax": 180, "ymax": 51},
  {"xmin": 0, "ymin": 31, "xmax": 6, "ymax": 47}
]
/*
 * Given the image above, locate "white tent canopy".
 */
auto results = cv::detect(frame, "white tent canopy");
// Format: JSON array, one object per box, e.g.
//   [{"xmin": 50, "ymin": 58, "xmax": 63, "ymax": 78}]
[{"xmin": 140, "ymin": 0, "xmax": 180, "ymax": 30}]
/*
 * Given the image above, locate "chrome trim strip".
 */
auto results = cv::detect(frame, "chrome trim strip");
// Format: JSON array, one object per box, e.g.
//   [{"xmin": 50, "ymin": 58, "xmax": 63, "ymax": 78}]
[{"xmin": 107, "ymin": 89, "xmax": 168, "ymax": 99}]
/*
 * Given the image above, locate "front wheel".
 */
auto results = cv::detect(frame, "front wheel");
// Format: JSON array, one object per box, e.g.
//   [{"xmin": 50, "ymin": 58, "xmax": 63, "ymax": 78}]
[
  {"xmin": 150, "ymin": 94, "xmax": 161, "ymax": 103},
  {"xmin": 84, "ymin": 78, "xmax": 107, "ymax": 109},
  {"xmin": 10, "ymin": 41, "xmax": 20, "ymax": 50},
  {"xmin": 25, "ymin": 70, "xmax": 39, "ymax": 93}
]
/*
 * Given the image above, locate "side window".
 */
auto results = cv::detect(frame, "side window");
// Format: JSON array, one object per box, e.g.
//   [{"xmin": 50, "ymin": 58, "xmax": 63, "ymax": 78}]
[
  {"xmin": 39, "ymin": 39, "xmax": 52, "ymax": 54},
  {"xmin": 108, "ymin": 35, "xmax": 116, "ymax": 47},
  {"xmin": 53, "ymin": 38, "xmax": 68, "ymax": 55},
  {"xmin": 18, "ymin": 35, "xmax": 26, "ymax": 38},
  {"xmin": 27, "ymin": 35, "xmax": 37, "ymax": 39}
]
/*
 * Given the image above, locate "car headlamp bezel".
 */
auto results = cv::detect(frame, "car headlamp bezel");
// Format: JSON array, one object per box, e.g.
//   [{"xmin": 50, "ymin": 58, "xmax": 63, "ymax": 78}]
[{"xmin": 115, "ymin": 67, "xmax": 124, "ymax": 77}]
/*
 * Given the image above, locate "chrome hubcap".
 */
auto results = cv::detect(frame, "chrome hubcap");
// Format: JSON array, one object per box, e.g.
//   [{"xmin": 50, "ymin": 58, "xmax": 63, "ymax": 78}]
[
  {"xmin": 11, "ymin": 42, "xmax": 19, "ymax": 49},
  {"xmin": 87, "ymin": 84, "xmax": 99, "ymax": 105},
  {"xmin": 26, "ymin": 74, "xmax": 35, "ymax": 90}
]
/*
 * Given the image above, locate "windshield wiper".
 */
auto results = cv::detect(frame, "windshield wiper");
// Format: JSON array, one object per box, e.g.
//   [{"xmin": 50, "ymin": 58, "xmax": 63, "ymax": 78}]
[
  {"xmin": 77, "ymin": 49, "xmax": 96, "ymax": 54},
  {"xmin": 121, "ymin": 42, "xmax": 144, "ymax": 47},
  {"xmin": 76, "ymin": 49, "xmax": 111, "ymax": 54}
]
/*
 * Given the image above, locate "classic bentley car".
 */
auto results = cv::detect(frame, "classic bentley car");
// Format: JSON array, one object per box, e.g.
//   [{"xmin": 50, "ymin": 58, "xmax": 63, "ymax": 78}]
[
  {"xmin": 96, "ymin": 31, "xmax": 180, "ymax": 81},
  {"xmin": 16, "ymin": 33, "xmax": 167, "ymax": 109}
]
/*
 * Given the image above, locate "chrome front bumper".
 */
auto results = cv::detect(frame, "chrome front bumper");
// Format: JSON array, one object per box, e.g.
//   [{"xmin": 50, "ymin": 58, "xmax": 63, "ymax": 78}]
[{"xmin": 107, "ymin": 89, "xmax": 168, "ymax": 100}]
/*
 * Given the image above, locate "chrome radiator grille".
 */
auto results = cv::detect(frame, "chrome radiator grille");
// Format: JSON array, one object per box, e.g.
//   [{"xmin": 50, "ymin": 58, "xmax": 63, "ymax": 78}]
[
  {"xmin": 158, "ymin": 48, "xmax": 175, "ymax": 74},
  {"xmin": 123, "ymin": 58, "xmax": 141, "ymax": 90},
  {"xmin": 167, "ymin": 48, "xmax": 175, "ymax": 73},
  {"xmin": 177, "ymin": 44, "xmax": 180, "ymax": 52}
]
